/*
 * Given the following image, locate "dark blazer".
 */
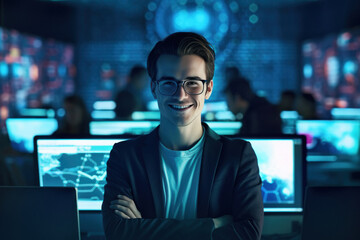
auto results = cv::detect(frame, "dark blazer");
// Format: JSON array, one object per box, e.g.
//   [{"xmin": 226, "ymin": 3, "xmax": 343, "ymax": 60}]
[{"xmin": 102, "ymin": 123, "xmax": 264, "ymax": 240}]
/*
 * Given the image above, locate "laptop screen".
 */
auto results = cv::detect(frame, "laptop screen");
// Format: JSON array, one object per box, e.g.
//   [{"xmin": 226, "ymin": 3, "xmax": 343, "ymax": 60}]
[
  {"xmin": 6, "ymin": 118, "xmax": 58, "ymax": 153},
  {"xmin": 296, "ymin": 120, "xmax": 360, "ymax": 161},
  {"xmin": 0, "ymin": 186, "xmax": 80, "ymax": 240},
  {"xmin": 35, "ymin": 136, "xmax": 131, "ymax": 211},
  {"xmin": 243, "ymin": 136, "xmax": 306, "ymax": 213}
]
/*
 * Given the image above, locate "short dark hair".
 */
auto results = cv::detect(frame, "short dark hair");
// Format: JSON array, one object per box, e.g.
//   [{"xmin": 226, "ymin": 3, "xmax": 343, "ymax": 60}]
[
  {"xmin": 147, "ymin": 32, "xmax": 215, "ymax": 82},
  {"xmin": 223, "ymin": 77, "xmax": 255, "ymax": 101}
]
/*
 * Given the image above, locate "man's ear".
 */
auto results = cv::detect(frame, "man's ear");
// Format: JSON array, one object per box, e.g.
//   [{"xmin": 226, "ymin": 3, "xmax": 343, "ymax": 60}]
[
  {"xmin": 205, "ymin": 80, "xmax": 213, "ymax": 100},
  {"xmin": 150, "ymin": 81, "xmax": 157, "ymax": 99}
]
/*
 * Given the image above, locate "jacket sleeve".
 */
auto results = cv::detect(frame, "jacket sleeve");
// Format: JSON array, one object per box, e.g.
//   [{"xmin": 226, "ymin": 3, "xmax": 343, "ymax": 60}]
[
  {"xmin": 212, "ymin": 142, "xmax": 264, "ymax": 240},
  {"xmin": 102, "ymin": 143, "xmax": 215, "ymax": 240}
]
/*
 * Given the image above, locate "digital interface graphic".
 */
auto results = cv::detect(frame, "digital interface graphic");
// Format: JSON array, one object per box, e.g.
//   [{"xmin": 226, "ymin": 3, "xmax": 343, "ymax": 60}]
[
  {"xmin": 6, "ymin": 118, "xmax": 58, "ymax": 153},
  {"xmin": 296, "ymin": 120, "xmax": 360, "ymax": 156},
  {"xmin": 302, "ymin": 27, "xmax": 360, "ymax": 117},
  {"xmin": 0, "ymin": 27, "xmax": 75, "ymax": 132},
  {"xmin": 37, "ymin": 138, "xmax": 128, "ymax": 211},
  {"xmin": 246, "ymin": 139, "xmax": 295, "ymax": 206}
]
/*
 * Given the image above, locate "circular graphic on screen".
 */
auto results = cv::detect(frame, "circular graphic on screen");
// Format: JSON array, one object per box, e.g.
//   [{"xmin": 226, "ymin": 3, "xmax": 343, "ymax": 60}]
[{"xmin": 145, "ymin": 0, "xmax": 242, "ymax": 66}]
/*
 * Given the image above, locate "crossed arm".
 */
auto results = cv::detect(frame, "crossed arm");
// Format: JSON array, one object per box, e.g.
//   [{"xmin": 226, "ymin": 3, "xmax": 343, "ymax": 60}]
[
  {"xmin": 102, "ymin": 141, "xmax": 263, "ymax": 240},
  {"xmin": 110, "ymin": 195, "xmax": 233, "ymax": 229}
]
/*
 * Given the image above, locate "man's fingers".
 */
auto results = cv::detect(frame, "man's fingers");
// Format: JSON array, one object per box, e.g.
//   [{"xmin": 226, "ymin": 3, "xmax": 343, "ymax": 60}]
[
  {"xmin": 111, "ymin": 199, "xmax": 131, "ymax": 207},
  {"xmin": 114, "ymin": 209, "xmax": 130, "ymax": 219},
  {"xmin": 110, "ymin": 204, "xmax": 137, "ymax": 219},
  {"xmin": 111, "ymin": 199, "xmax": 140, "ymax": 217},
  {"xmin": 115, "ymin": 195, "xmax": 142, "ymax": 218}
]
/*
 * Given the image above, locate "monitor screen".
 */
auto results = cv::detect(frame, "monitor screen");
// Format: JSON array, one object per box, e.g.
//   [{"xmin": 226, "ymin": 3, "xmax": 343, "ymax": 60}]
[
  {"xmin": 89, "ymin": 121, "xmax": 160, "ymax": 135},
  {"xmin": 90, "ymin": 120, "xmax": 241, "ymax": 136},
  {"xmin": 6, "ymin": 118, "xmax": 58, "ymax": 153},
  {"xmin": 302, "ymin": 28, "xmax": 360, "ymax": 117},
  {"xmin": 296, "ymin": 120, "xmax": 360, "ymax": 161},
  {"xmin": 280, "ymin": 111, "xmax": 300, "ymax": 134},
  {"xmin": 35, "ymin": 137, "xmax": 131, "ymax": 211},
  {"xmin": 243, "ymin": 136, "xmax": 305, "ymax": 213},
  {"xmin": 331, "ymin": 108, "xmax": 360, "ymax": 120},
  {"xmin": 0, "ymin": 27, "xmax": 75, "ymax": 133},
  {"xmin": 35, "ymin": 135, "xmax": 305, "ymax": 213},
  {"xmin": 205, "ymin": 121, "xmax": 242, "ymax": 135}
]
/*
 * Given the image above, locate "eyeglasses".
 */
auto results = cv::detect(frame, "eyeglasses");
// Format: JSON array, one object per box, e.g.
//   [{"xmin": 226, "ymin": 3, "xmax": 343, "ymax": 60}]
[{"xmin": 155, "ymin": 77, "xmax": 208, "ymax": 96}]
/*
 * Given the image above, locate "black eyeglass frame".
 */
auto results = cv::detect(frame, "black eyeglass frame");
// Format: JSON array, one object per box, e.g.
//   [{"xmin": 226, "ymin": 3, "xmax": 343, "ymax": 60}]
[{"xmin": 154, "ymin": 78, "xmax": 209, "ymax": 96}]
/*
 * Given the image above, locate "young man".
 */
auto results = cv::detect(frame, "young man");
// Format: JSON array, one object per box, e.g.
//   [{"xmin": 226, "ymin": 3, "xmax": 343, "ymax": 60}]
[{"xmin": 102, "ymin": 32, "xmax": 264, "ymax": 240}]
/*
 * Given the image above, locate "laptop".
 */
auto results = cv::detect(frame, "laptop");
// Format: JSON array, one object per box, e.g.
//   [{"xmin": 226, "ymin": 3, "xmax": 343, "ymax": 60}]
[
  {"xmin": 302, "ymin": 186, "xmax": 360, "ymax": 240},
  {"xmin": 0, "ymin": 186, "xmax": 80, "ymax": 240}
]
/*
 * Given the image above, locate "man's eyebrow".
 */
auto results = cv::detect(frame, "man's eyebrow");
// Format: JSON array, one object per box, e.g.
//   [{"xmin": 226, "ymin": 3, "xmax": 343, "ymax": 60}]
[
  {"xmin": 158, "ymin": 76, "xmax": 205, "ymax": 81},
  {"xmin": 184, "ymin": 76, "xmax": 204, "ymax": 80}
]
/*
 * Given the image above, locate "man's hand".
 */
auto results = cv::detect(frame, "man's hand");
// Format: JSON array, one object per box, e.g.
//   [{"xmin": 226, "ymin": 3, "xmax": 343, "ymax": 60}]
[
  {"xmin": 110, "ymin": 195, "xmax": 142, "ymax": 219},
  {"xmin": 213, "ymin": 215, "xmax": 233, "ymax": 229}
]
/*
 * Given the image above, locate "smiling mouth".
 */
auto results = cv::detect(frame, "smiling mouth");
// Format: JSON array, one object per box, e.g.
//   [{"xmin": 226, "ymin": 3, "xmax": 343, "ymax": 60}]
[{"xmin": 169, "ymin": 104, "xmax": 193, "ymax": 111}]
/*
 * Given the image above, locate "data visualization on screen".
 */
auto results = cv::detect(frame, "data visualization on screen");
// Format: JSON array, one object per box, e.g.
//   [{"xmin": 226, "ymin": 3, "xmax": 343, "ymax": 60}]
[{"xmin": 35, "ymin": 137, "xmax": 129, "ymax": 211}]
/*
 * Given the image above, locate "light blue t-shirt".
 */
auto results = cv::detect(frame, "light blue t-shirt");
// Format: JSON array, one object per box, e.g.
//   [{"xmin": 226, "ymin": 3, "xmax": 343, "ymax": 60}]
[{"xmin": 160, "ymin": 131, "xmax": 205, "ymax": 219}]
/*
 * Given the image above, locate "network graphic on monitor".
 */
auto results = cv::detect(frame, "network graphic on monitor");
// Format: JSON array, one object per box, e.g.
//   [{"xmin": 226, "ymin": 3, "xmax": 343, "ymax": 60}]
[{"xmin": 37, "ymin": 139, "xmax": 127, "ymax": 210}]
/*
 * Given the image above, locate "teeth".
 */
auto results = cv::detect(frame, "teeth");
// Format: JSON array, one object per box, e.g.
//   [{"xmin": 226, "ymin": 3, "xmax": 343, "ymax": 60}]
[{"xmin": 170, "ymin": 105, "xmax": 191, "ymax": 109}]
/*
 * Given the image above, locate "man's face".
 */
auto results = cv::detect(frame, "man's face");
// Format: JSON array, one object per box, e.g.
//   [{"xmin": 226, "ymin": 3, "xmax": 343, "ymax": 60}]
[{"xmin": 151, "ymin": 54, "xmax": 213, "ymax": 127}]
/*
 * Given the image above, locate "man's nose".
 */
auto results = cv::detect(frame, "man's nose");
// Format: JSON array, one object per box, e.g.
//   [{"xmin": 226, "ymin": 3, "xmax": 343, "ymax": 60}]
[{"xmin": 173, "ymin": 82, "xmax": 188, "ymax": 99}]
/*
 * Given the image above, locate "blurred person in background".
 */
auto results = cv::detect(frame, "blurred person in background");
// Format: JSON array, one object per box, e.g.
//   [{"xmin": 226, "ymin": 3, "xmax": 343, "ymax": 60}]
[
  {"xmin": 53, "ymin": 95, "xmax": 91, "ymax": 136},
  {"xmin": 296, "ymin": 92, "xmax": 319, "ymax": 120},
  {"xmin": 278, "ymin": 90, "xmax": 296, "ymax": 112},
  {"xmin": 114, "ymin": 89, "xmax": 138, "ymax": 120},
  {"xmin": 224, "ymin": 66, "xmax": 241, "ymax": 83},
  {"xmin": 224, "ymin": 77, "xmax": 282, "ymax": 136}
]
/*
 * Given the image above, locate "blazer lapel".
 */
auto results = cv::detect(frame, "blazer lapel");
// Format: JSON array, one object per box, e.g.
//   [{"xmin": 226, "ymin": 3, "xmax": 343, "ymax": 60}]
[
  {"xmin": 142, "ymin": 127, "xmax": 165, "ymax": 217},
  {"xmin": 197, "ymin": 124, "xmax": 223, "ymax": 218}
]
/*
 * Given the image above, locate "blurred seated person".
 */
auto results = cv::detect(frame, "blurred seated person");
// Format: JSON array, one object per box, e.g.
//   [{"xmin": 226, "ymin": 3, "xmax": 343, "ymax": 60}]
[
  {"xmin": 278, "ymin": 90, "xmax": 296, "ymax": 112},
  {"xmin": 53, "ymin": 95, "xmax": 91, "ymax": 136},
  {"xmin": 224, "ymin": 77, "xmax": 282, "ymax": 135},
  {"xmin": 225, "ymin": 66, "xmax": 241, "ymax": 83},
  {"xmin": 120, "ymin": 65, "xmax": 149, "ymax": 111},
  {"xmin": 296, "ymin": 92, "xmax": 319, "ymax": 120},
  {"xmin": 114, "ymin": 89, "xmax": 138, "ymax": 120}
]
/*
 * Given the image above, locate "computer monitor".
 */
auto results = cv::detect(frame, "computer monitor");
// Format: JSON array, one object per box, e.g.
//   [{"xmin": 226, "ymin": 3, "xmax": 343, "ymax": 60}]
[
  {"xmin": 331, "ymin": 108, "xmax": 360, "ymax": 120},
  {"xmin": 280, "ymin": 111, "xmax": 300, "ymax": 134},
  {"xmin": 242, "ymin": 135, "xmax": 306, "ymax": 213},
  {"xmin": 6, "ymin": 118, "xmax": 58, "ymax": 153},
  {"xmin": 296, "ymin": 120, "xmax": 360, "ymax": 162},
  {"xmin": 34, "ymin": 136, "xmax": 132, "ymax": 211},
  {"xmin": 131, "ymin": 111, "xmax": 161, "ymax": 120},
  {"xmin": 205, "ymin": 121, "xmax": 242, "ymax": 135},
  {"xmin": 90, "ymin": 120, "xmax": 160, "ymax": 135}
]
